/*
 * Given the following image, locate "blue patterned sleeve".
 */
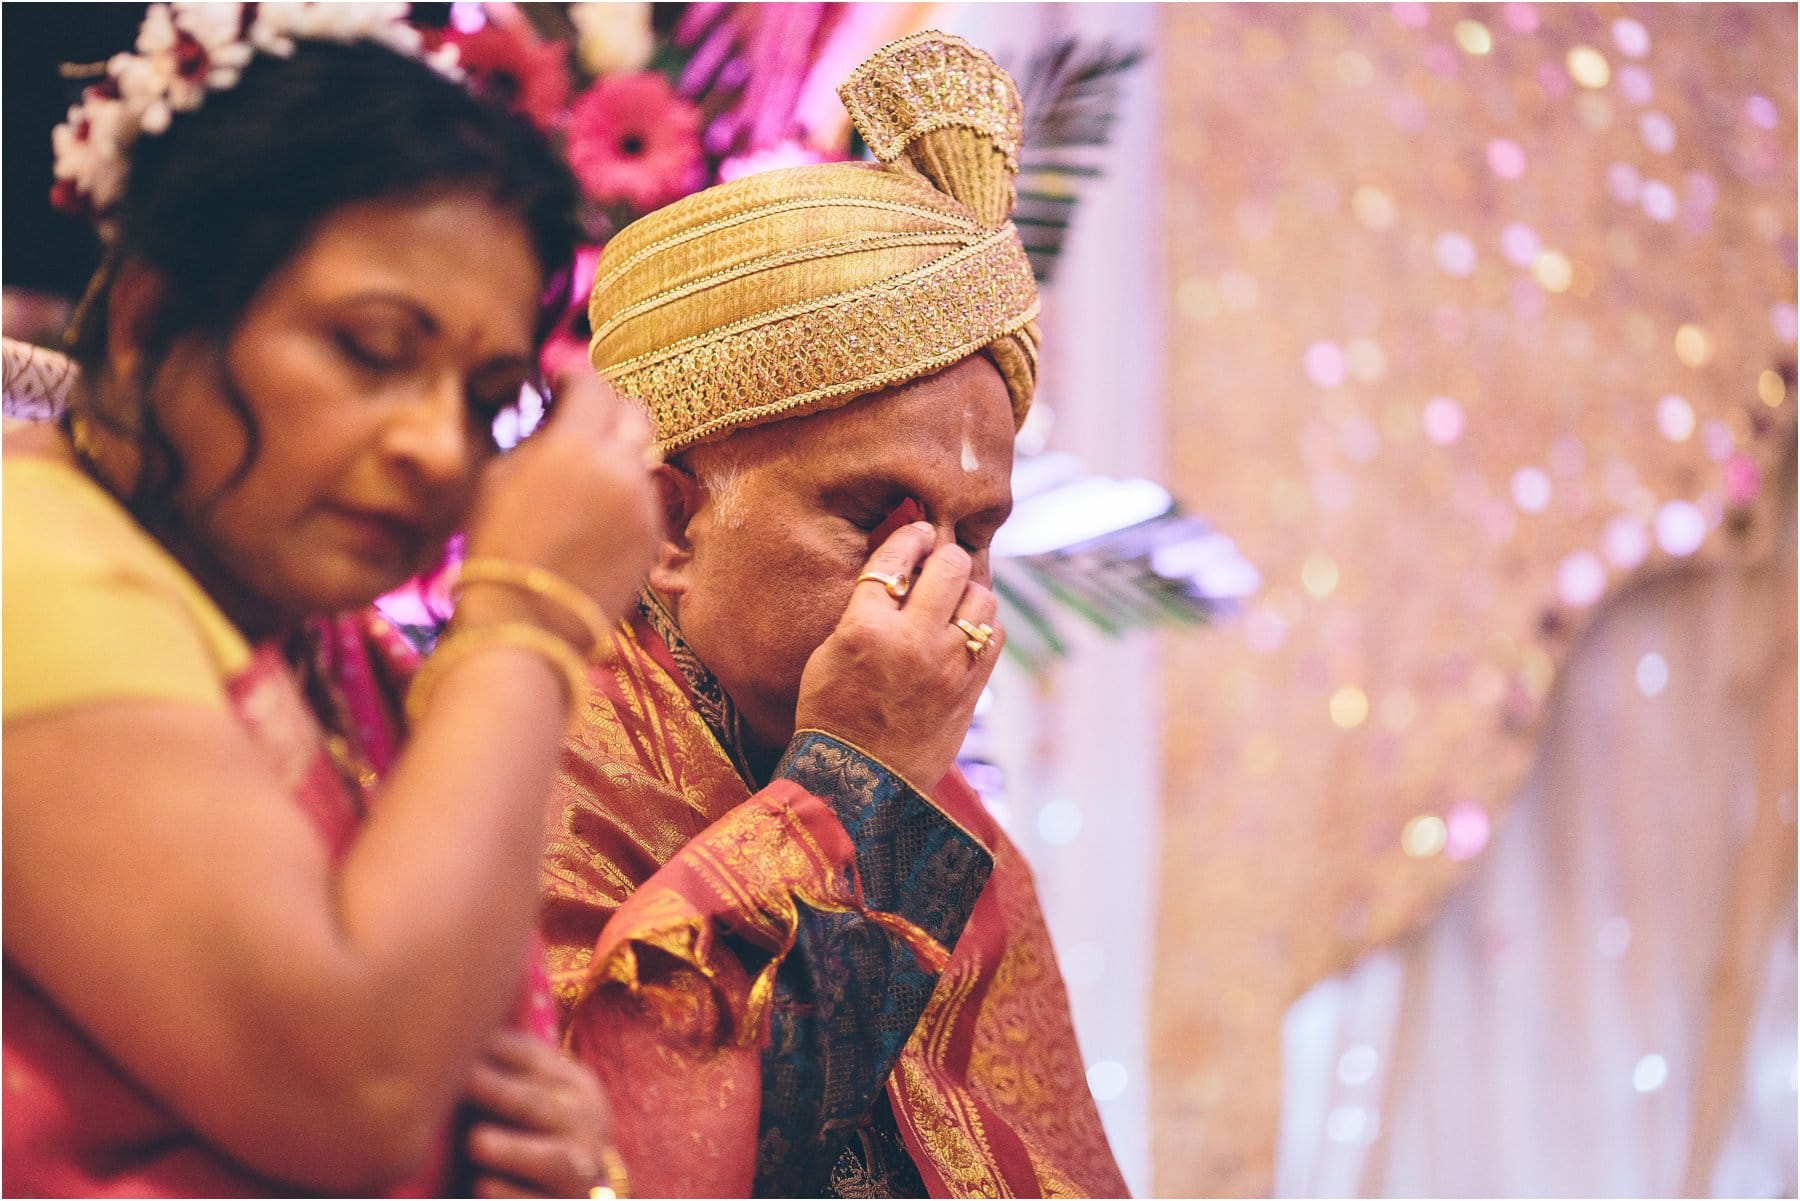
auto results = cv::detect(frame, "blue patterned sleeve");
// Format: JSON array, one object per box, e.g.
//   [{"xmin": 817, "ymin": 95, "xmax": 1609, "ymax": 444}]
[{"xmin": 754, "ymin": 731, "xmax": 994, "ymax": 1194}]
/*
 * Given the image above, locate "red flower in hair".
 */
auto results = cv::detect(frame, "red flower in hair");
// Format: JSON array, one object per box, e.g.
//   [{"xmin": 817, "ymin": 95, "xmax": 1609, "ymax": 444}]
[
  {"xmin": 49, "ymin": 178, "xmax": 91, "ymax": 221},
  {"xmin": 447, "ymin": 22, "xmax": 571, "ymax": 131},
  {"xmin": 174, "ymin": 31, "xmax": 209, "ymax": 83},
  {"xmin": 566, "ymin": 72, "xmax": 705, "ymax": 212}
]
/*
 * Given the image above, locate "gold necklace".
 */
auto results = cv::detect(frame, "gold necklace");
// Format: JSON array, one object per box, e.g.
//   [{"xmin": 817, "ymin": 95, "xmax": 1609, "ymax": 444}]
[
  {"xmin": 67, "ymin": 411, "xmax": 102, "ymax": 469},
  {"xmin": 287, "ymin": 627, "xmax": 380, "ymax": 807}
]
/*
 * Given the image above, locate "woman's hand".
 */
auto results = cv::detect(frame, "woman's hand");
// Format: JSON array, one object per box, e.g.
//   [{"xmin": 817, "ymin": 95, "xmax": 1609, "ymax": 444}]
[
  {"xmin": 460, "ymin": 371, "xmax": 662, "ymax": 649},
  {"xmin": 464, "ymin": 1030, "xmax": 621, "ymax": 1199}
]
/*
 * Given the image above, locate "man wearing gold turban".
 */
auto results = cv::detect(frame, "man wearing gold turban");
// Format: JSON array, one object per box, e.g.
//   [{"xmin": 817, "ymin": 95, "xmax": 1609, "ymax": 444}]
[{"xmin": 542, "ymin": 33, "xmax": 1127, "ymax": 1198}]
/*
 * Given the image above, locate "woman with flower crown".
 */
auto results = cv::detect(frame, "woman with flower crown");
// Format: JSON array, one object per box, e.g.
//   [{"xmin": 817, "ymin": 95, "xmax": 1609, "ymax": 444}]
[{"xmin": 2, "ymin": 4, "xmax": 659, "ymax": 1196}]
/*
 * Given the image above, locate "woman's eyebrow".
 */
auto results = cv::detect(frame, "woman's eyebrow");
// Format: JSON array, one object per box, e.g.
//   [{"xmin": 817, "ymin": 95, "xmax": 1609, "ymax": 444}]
[{"xmin": 339, "ymin": 293, "xmax": 537, "ymax": 372}]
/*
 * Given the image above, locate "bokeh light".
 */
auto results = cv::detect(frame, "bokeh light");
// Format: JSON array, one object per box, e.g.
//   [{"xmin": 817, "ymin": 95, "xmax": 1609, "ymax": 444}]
[
  {"xmin": 1566, "ymin": 45, "xmax": 1611, "ymax": 89},
  {"xmin": 1532, "ymin": 249, "xmax": 1574, "ymax": 292},
  {"xmin": 1401, "ymin": 815, "xmax": 1448, "ymax": 858},
  {"xmin": 1673, "ymin": 324, "xmax": 1714, "ymax": 367},
  {"xmin": 1353, "ymin": 185, "xmax": 1398, "ymax": 229},
  {"xmin": 1512, "ymin": 466, "xmax": 1553, "ymax": 513},
  {"xmin": 1611, "ymin": 17, "xmax": 1651, "ymax": 58},
  {"xmin": 1654, "ymin": 500, "xmax": 1707, "ymax": 556},
  {"xmin": 1656, "ymin": 395, "xmax": 1696, "ymax": 441},
  {"xmin": 1302, "ymin": 554, "xmax": 1341, "ymax": 597},
  {"xmin": 1758, "ymin": 369, "xmax": 1787, "ymax": 408},
  {"xmin": 1330, "ymin": 686, "xmax": 1370, "ymax": 729},
  {"xmin": 1454, "ymin": 20, "xmax": 1493, "ymax": 55}
]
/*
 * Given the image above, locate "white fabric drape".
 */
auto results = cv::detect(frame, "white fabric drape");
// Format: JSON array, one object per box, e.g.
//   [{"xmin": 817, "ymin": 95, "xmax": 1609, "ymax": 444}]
[{"xmin": 1277, "ymin": 469, "xmax": 1797, "ymax": 1197}]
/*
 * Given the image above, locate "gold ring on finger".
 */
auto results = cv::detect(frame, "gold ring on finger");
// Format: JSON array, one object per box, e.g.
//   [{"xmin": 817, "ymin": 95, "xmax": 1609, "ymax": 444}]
[
  {"xmin": 856, "ymin": 570, "xmax": 910, "ymax": 601},
  {"xmin": 954, "ymin": 618, "xmax": 995, "ymax": 659},
  {"xmin": 953, "ymin": 618, "xmax": 994, "ymax": 644}
]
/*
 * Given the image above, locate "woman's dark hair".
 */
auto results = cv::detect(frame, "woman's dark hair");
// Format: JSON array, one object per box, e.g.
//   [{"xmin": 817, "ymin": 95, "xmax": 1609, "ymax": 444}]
[{"xmin": 67, "ymin": 36, "xmax": 583, "ymax": 522}]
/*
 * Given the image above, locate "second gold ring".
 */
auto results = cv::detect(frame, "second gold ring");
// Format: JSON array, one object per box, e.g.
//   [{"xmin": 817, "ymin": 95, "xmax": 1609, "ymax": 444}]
[{"xmin": 954, "ymin": 618, "xmax": 995, "ymax": 658}]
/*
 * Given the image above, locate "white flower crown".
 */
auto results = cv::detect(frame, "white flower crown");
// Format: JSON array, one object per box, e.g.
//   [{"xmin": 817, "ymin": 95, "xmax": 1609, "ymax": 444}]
[{"xmin": 51, "ymin": 2, "xmax": 463, "ymax": 232}]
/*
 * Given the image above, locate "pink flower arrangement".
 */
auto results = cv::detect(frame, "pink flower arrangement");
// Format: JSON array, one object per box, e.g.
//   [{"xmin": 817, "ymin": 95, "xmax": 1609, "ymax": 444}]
[
  {"xmin": 566, "ymin": 71, "xmax": 705, "ymax": 212},
  {"xmin": 717, "ymin": 138, "xmax": 831, "ymax": 182},
  {"xmin": 541, "ymin": 244, "xmax": 604, "ymax": 381},
  {"xmin": 446, "ymin": 21, "xmax": 570, "ymax": 131}
]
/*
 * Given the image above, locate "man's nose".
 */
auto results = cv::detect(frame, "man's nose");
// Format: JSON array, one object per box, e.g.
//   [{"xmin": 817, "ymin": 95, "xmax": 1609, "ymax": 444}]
[{"xmin": 932, "ymin": 523, "xmax": 993, "ymax": 585}]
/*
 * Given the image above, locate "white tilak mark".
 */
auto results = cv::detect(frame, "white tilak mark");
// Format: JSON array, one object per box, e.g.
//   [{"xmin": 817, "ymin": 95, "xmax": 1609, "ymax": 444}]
[{"xmin": 961, "ymin": 434, "xmax": 980, "ymax": 472}]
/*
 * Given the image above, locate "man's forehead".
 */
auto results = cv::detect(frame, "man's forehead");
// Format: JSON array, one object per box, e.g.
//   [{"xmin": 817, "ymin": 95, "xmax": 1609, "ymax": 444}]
[
  {"xmin": 779, "ymin": 355, "xmax": 1013, "ymax": 451},
  {"xmin": 690, "ymin": 356, "xmax": 1016, "ymax": 514},
  {"xmin": 794, "ymin": 395, "xmax": 1014, "ymax": 508}
]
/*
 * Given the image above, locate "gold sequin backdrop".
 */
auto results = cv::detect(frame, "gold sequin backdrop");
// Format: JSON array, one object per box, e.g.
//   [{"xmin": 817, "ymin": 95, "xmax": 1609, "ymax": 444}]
[{"xmin": 1151, "ymin": 4, "xmax": 1795, "ymax": 1194}]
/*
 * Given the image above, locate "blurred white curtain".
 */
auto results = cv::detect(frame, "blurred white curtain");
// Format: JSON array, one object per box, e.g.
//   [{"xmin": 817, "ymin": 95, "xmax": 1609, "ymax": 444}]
[
  {"xmin": 1276, "ymin": 472, "xmax": 1797, "ymax": 1197},
  {"xmin": 941, "ymin": 4, "xmax": 1164, "ymax": 1195}
]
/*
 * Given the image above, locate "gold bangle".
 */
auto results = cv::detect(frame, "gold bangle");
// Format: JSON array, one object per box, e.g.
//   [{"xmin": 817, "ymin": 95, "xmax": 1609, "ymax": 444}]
[
  {"xmin": 454, "ymin": 558, "xmax": 613, "ymax": 662},
  {"xmin": 590, "ymin": 1145, "xmax": 631, "ymax": 1200},
  {"xmin": 405, "ymin": 621, "xmax": 590, "ymax": 728}
]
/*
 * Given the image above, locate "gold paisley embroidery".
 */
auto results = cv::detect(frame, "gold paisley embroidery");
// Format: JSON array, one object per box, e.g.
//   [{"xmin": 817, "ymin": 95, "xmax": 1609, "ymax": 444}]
[
  {"xmin": 893, "ymin": 954, "xmax": 1013, "ymax": 1197},
  {"xmin": 966, "ymin": 850, "xmax": 1126, "ymax": 1197}
]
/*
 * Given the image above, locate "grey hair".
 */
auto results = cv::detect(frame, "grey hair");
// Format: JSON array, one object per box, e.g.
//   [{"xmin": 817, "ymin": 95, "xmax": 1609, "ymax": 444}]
[{"xmin": 678, "ymin": 442, "xmax": 750, "ymax": 530}]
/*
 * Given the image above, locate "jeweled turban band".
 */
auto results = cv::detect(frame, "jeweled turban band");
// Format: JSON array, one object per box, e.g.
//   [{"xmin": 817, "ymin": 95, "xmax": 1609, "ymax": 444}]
[{"xmin": 588, "ymin": 31, "xmax": 1040, "ymax": 454}]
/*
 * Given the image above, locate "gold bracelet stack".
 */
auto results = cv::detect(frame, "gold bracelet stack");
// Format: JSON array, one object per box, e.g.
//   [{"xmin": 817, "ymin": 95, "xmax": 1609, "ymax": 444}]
[
  {"xmin": 454, "ymin": 557, "xmax": 612, "ymax": 662},
  {"xmin": 589, "ymin": 1145, "xmax": 632, "ymax": 1200},
  {"xmin": 405, "ymin": 621, "xmax": 591, "ymax": 728}
]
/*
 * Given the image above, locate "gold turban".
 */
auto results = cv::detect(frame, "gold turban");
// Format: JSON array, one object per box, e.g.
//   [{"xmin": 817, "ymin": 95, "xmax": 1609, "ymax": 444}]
[{"xmin": 587, "ymin": 31, "xmax": 1041, "ymax": 453}]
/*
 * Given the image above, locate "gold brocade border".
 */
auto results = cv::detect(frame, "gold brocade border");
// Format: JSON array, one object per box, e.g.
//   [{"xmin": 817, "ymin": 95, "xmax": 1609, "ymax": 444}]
[
  {"xmin": 581, "ymin": 783, "xmax": 951, "ymax": 1048},
  {"xmin": 893, "ymin": 957, "xmax": 1013, "ymax": 1198},
  {"xmin": 633, "ymin": 592, "xmax": 757, "ymax": 787},
  {"xmin": 606, "ymin": 230, "xmax": 1039, "ymax": 452},
  {"xmin": 838, "ymin": 31, "xmax": 1024, "ymax": 172}
]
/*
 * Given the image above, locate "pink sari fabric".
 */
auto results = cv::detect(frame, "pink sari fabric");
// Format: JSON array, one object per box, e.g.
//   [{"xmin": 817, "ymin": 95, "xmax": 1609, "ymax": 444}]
[{"xmin": 3, "ymin": 613, "xmax": 555, "ymax": 1197}]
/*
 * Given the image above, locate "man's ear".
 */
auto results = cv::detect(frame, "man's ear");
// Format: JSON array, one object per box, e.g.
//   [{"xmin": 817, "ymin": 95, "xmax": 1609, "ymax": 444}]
[{"xmin": 647, "ymin": 461, "xmax": 703, "ymax": 597}]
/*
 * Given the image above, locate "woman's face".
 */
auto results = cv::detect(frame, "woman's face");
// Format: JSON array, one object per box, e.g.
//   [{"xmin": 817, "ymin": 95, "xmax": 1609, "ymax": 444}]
[{"xmin": 146, "ymin": 193, "xmax": 544, "ymax": 628}]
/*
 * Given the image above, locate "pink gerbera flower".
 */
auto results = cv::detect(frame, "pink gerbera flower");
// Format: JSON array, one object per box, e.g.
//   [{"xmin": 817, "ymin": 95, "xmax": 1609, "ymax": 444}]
[
  {"xmin": 541, "ymin": 244, "xmax": 604, "ymax": 381},
  {"xmin": 447, "ymin": 23, "xmax": 571, "ymax": 131},
  {"xmin": 566, "ymin": 72, "xmax": 705, "ymax": 212}
]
